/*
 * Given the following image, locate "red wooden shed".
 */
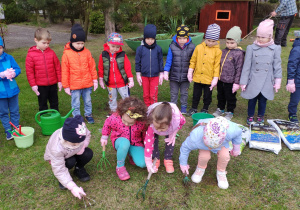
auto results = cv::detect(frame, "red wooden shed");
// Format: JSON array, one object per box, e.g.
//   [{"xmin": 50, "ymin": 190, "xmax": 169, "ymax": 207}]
[{"xmin": 199, "ymin": 0, "xmax": 254, "ymax": 39}]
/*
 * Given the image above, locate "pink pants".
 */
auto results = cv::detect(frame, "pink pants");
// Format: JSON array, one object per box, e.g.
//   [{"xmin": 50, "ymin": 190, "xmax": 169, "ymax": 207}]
[
  {"xmin": 142, "ymin": 76, "xmax": 159, "ymax": 107},
  {"xmin": 197, "ymin": 147, "xmax": 230, "ymax": 172}
]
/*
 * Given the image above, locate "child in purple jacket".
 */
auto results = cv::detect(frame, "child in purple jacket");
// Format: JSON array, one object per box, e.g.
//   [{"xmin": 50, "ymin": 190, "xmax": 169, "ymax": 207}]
[{"xmin": 213, "ymin": 26, "xmax": 245, "ymax": 120}]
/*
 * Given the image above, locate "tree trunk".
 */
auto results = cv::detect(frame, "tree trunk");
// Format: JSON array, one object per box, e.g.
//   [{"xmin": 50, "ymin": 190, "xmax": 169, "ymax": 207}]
[
  {"xmin": 104, "ymin": 2, "xmax": 115, "ymax": 41},
  {"xmin": 84, "ymin": 1, "xmax": 91, "ymax": 41},
  {"xmin": 35, "ymin": 9, "xmax": 40, "ymax": 25}
]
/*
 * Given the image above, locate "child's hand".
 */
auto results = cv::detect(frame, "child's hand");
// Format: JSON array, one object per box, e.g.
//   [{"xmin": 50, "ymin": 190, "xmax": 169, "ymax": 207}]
[
  {"xmin": 180, "ymin": 164, "xmax": 190, "ymax": 175},
  {"xmin": 136, "ymin": 73, "xmax": 142, "ymax": 86},
  {"xmin": 71, "ymin": 186, "xmax": 86, "ymax": 199},
  {"xmin": 230, "ymin": 144, "xmax": 241, "ymax": 157},
  {"xmin": 273, "ymin": 78, "xmax": 281, "ymax": 93},
  {"xmin": 93, "ymin": 80, "xmax": 98, "ymax": 91},
  {"xmin": 145, "ymin": 157, "xmax": 158, "ymax": 173},
  {"xmin": 100, "ymin": 138, "xmax": 107, "ymax": 146},
  {"xmin": 128, "ymin": 77, "xmax": 134, "ymax": 88},
  {"xmin": 232, "ymin": 84, "xmax": 240, "ymax": 93},
  {"xmin": 209, "ymin": 77, "xmax": 218, "ymax": 91},
  {"xmin": 163, "ymin": 71, "xmax": 169, "ymax": 81},
  {"xmin": 159, "ymin": 73, "xmax": 164, "ymax": 85},
  {"xmin": 31, "ymin": 86, "xmax": 40, "ymax": 96},
  {"xmin": 187, "ymin": 68, "xmax": 193, "ymax": 82},
  {"xmin": 240, "ymin": 85, "xmax": 246, "ymax": 91},
  {"xmin": 64, "ymin": 88, "xmax": 71, "ymax": 95},
  {"xmin": 286, "ymin": 80, "xmax": 296, "ymax": 93},
  {"xmin": 58, "ymin": 82, "xmax": 62, "ymax": 91},
  {"xmin": 99, "ymin": 78, "xmax": 106, "ymax": 89}
]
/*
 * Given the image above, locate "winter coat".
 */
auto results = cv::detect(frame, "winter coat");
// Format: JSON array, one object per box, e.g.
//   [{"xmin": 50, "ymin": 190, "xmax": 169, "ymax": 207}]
[
  {"xmin": 189, "ymin": 42, "xmax": 222, "ymax": 84},
  {"xmin": 0, "ymin": 52, "xmax": 21, "ymax": 98},
  {"xmin": 219, "ymin": 48, "xmax": 245, "ymax": 84},
  {"xmin": 99, "ymin": 43, "xmax": 133, "ymax": 88},
  {"xmin": 44, "ymin": 128, "xmax": 91, "ymax": 188},
  {"xmin": 25, "ymin": 46, "xmax": 61, "ymax": 87},
  {"xmin": 287, "ymin": 38, "xmax": 300, "ymax": 87},
  {"xmin": 179, "ymin": 118, "xmax": 242, "ymax": 166},
  {"xmin": 144, "ymin": 102, "xmax": 186, "ymax": 158},
  {"xmin": 101, "ymin": 113, "xmax": 148, "ymax": 149},
  {"xmin": 135, "ymin": 41, "xmax": 164, "ymax": 77},
  {"xmin": 239, "ymin": 44, "xmax": 282, "ymax": 100},
  {"xmin": 164, "ymin": 35, "xmax": 195, "ymax": 82},
  {"xmin": 61, "ymin": 42, "xmax": 97, "ymax": 90}
]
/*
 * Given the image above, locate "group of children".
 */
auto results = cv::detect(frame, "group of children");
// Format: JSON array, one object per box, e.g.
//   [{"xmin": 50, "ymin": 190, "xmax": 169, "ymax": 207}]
[{"xmin": 1, "ymin": 18, "xmax": 300, "ymax": 198}]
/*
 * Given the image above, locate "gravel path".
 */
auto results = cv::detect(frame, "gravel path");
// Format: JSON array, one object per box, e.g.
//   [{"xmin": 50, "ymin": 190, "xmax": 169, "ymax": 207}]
[{"xmin": 3, "ymin": 24, "xmax": 99, "ymax": 50}]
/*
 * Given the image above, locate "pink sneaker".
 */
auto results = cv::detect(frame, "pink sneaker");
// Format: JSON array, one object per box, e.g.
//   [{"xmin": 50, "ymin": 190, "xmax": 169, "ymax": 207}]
[{"xmin": 116, "ymin": 166, "xmax": 130, "ymax": 181}]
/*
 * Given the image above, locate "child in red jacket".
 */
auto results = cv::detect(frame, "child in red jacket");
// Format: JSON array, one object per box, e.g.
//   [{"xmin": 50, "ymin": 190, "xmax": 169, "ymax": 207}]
[
  {"xmin": 26, "ymin": 28, "xmax": 62, "ymax": 111},
  {"xmin": 98, "ymin": 33, "xmax": 134, "ymax": 116}
]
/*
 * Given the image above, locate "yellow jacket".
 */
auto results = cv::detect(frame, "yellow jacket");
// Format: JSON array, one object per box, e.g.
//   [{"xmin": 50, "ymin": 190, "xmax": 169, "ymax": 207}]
[{"xmin": 189, "ymin": 42, "xmax": 222, "ymax": 84}]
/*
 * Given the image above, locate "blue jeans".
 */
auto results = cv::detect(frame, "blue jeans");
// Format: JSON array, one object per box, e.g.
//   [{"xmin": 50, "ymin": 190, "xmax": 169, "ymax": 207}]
[
  {"xmin": 288, "ymin": 86, "xmax": 300, "ymax": 116},
  {"xmin": 0, "ymin": 94, "xmax": 20, "ymax": 131},
  {"xmin": 114, "ymin": 137, "xmax": 146, "ymax": 168},
  {"xmin": 71, "ymin": 87, "xmax": 92, "ymax": 117},
  {"xmin": 247, "ymin": 93, "xmax": 267, "ymax": 117}
]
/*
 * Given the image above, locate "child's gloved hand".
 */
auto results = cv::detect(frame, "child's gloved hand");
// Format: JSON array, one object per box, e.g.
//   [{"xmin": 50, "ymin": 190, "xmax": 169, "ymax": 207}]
[
  {"xmin": 100, "ymin": 136, "xmax": 108, "ymax": 146},
  {"xmin": 64, "ymin": 88, "xmax": 71, "ymax": 96},
  {"xmin": 286, "ymin": 80, "xmax": 296, "ymax": 93},
  {"xmin": 145, "ymin": 157, "xmax": 158, "ymax": 173},
  {"xmin": 273, "ymin": 78, "xmax": 281, "ymax": 93},
  {"xmin": 187, "ymin": 68, "xmax": 194, "ymax": 82},
  {"xmin": 99, "ymin": 78, "xmax": 106, "ymax": 89},
  {"xmin": 163, "ymin": 71, "xmax": 169, "ymax": 81},
  {"xmin": 159, "ymin": 73, "xmax": 164, "ymax": 85},
  {"xmin": 136, "ymin": 72, "xmax": 142, "ymax": 86},
  {"xmin": 58, "ymin": 82, "xmax": 62, "ymax": 91},
  {"xmin": 93, "ymin": 79, "xmax": 98, "ymax": 91},
  {"xmin": 67, "ymin": 181, "xmax": 86, "ymax": 199},
  {"xmin": 31, "ymin": 86, "xmax": 40, "ymax": 96},
  {"xmin": 7, "ymin": 69, "xmax": 16, "ymax": 80},
  {"xmin": 230, "ymin": 144, "xmax": 241, "ymax": 157},
  {"xmin": 128, "ymin": 77, "xmax": 134, "ymax": 88},
  {"xmin": 180, "ymin": 164, "xmax": 190, "ymax": 175},
  {"xmin": 232, "ymin": 84, "xmax": 240, "ymax": 93},
  {"xmin": 240, "ymin": 85, "xmax": 246, "ymax": 91},
  {"xmin": 209, "ymin": 77, "xmax": 218, "ymax": 91},
  {"xmin": 165, "ymin": 129, "xmax": 179, "ymax": 146}
]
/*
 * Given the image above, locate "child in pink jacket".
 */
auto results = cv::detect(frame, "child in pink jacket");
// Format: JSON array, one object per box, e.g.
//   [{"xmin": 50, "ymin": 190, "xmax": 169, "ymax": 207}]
[
  {"xmin": 100, "ymin": 97, "xmax": 148, "ymax": 180},
  {"xmin": 144, "ymin": 102, "xmax": 185, "ymax": 174}
]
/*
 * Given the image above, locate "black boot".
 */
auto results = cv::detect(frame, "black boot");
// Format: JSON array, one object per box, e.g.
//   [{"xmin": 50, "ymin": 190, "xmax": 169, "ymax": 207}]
[
  {"xmin": 74, "ymin": 166, "xmax": 90, "ymax": 182},
  {"xmin": 58, "ymin": 182, "xmax": 67, "ymax": 190}
]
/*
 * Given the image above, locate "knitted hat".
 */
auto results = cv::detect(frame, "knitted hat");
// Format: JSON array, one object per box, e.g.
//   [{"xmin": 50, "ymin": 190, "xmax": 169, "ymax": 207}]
[
  {"xmin": 62, "ymin": 115, "xmax": 87, "ymax": 143},
  {"xmin": 203, "ymin": 117, "xmax": 229, "ymax": 149},
  {"xmin": 205, "ymin": 23, "xmax": 221, "ymax": 41},
  {"xmin": 226, "ymin": 26, "xmax": 242, "ymax": 44},
  {"xmin": 257, "ymin": 19, "xmax": 274, "ymax": 38},
  {"xmin": 177, "ymin": 25, "xmax": 189, "ymax": 38},
  {"xmin": 144, "ymin": 24, "xmax": 157, "ymax": 39},
  {"xmin": 108, "ymin": 32, "xmax": 124, "ymax": 45},
  {"xmin": 0, "ymin": 36, "xmax": 3, "ymax": 47},
  {"xmin": 70, "ymin": 24, "xmax": 86, "ymax": 43}
]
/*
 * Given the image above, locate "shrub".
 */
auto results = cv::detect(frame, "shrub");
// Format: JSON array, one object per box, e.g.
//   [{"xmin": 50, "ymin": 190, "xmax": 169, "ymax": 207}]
[
  {"xmin": 89, "ymin": 11, "xmax": 105, "ymax": 34},
  {"xmin": 3, "ymin": 2, "xmax": 28, "ymax": 24},
  {"xmin": 119, "ymin": 23, "xmax": 139, "ymax": 33},
  {"xmin": 255, "ymin": 3, "xmax": 277, "ymax": 18}
]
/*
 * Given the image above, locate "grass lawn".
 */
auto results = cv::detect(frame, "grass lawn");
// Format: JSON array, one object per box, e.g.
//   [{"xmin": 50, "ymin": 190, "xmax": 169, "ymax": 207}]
[{"xmin": 0, "ymin": 30, "xmax": 299, "ymax": 209}]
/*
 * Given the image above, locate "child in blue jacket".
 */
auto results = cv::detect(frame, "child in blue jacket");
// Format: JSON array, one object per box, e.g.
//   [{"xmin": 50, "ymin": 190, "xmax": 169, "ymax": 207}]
[
  {"xmin": 164, "ymin": 25, "xmax": 195, "ymax": 114},
  {"xmin": 0, "ymin": 36, "xmax": 21, "ymax": 140},
  {"xmin": 135, "ymin": 24, "xmax": 164, "ymax": 107},
  {"xmin": 286, "ymin": 32, "xmax": 300, "ymax": 123}
]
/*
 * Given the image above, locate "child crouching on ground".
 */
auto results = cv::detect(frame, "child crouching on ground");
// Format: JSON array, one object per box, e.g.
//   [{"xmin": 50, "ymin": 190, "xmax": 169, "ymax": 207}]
[
  {"xmin": 179, "ymin": 117, "xmax": 242, "ymax": 189},
  {"xmin": 44, "ymin": 115, "xmax": 93, "ymax": 199},
  {"xmin": 100, "ymin": 97, "xmax": 148, "ymax": 180}
]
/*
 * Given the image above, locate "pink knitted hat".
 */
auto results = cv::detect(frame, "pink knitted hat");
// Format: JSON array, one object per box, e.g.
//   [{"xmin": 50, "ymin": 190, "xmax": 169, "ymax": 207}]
[{"xmin": 257, "ymin": 19, "xmax": 274, "ymax": 38}]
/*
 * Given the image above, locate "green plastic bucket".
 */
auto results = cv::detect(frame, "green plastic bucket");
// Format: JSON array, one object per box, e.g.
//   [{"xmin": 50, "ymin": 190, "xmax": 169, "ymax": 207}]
[
  {"xmin": 192, "ymin": 113, "xmax": 214, "ymax": 126},
  {"xmin": 13, "ymin": 127, "xmax": 35, "ymax": 148}
]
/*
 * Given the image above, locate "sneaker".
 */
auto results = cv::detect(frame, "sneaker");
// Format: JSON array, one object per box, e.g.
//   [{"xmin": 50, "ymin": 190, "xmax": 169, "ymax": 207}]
[
  {"xmin": 74, "ymin": 166, "xmax": 91, "ymax": 182},
  {"xmin": 224, "ymin": 112, "xmax": 233, "ymax": 121},
  {"xmin": 216, "ymin": 170, "xmax": 229, "ymax": 189},
  {"xmin": 213, "ymin": 108, "xmax": 224, "ymax": 117},
  {"xmin": 152, "ymin": 159, "xmax": 160, "ymax": 173},
  {"xmin": 200, "ymin": 109, "xmax": 208, "ymax": 113},
  {"xmin": 58, "ymin": 182, "xmax": 67, "ymax": 190},
  {"xmin": 116, "ymin": 166, "xmax": 130, "ymax": 181},
  {"xmin": 247, "ymin": 116, "xmax": 254, "ymax": 125},
  {"xmin": 128, "ymin": 155, "xmax": 136, "ymax": 166},
  {"xmin": 85, "ymin": 116, "xmax": 94, "ymax": 124},
  {"xmin": 257, "ymin": 115, "xmax": 264, "ymax": 124},
  {"xmin": 289, "ymin": 115, "xmax": 299, "ymax": 123},
  {"xmin": 164, "ymin": 159, "xmax": 174, "ymax": 173},
  {"xmin": 191, "ymin": 167, "xmax": 205, "ymax": 183},
  {"xmin": 187, "ymin": 108, "xmax": 197, "ymax": 116},
  {"xmin": 5, "ymin": 131, "xmax": 13, "ymax": 140},
  {"xmin": 181, "ymin": 106, "xmax": 187, "ymax": 115}
]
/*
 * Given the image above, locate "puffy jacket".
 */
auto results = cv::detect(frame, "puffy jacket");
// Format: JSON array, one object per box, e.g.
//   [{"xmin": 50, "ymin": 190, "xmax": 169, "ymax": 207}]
[
  {"xmin": 189, "ymin": 42, "xmax": 222, "ymax": 84},
  {"xmin": 44, "ymin": 128, "xmax": 91, "ymax": 188},
  {"xmin": 61, "ymin": 42, "xmax": 98, "ymax": 90},
  {"xmin": 219, "ymin": 48, "xmax": 245, "ymax": 84},
  {"xmin": 98, "ymin": 43, "xmax": 133, "ymax": 88},
  {"xmin": 164, "ymin": 36, "xmax": 195, "ymax": 82},
  {"xmin": 135, "ymin": 41, "xmax": 164, "ymax": 77},
  {"xmin": 287, "ymin": 38, "xmax": 300, "ymax": 87},
  {"xmin": 25, "ymin": 46, "xmax": 61, "ymax": 87},
  {"xmin": 101, "ymin": 113, "xmax": 148, "ymax": 149},
  {"xmin": 0, "ymin": 52, "xmax": 21, "ymax": 98}
]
